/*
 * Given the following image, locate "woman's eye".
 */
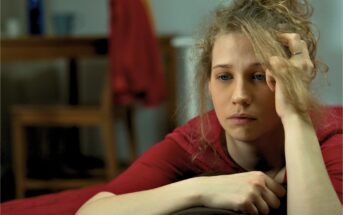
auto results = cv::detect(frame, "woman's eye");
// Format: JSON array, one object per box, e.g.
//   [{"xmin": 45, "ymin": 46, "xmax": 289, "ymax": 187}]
[
  {"xmin": 252, "ymin": 73, "xmax": 266, "ymax": 81},
  {"xmin": 217, "ymin": 74, "xmax": 232, "ymax": 81}
]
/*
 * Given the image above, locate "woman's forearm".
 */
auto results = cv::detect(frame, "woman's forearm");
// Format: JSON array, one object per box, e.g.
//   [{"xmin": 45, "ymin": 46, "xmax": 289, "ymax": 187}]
[
  {"xmin": 282, "ymin": 114, "xmax": 341, "ymax": 215},
  {"xmin": 76, "ymin": 177, "xmax": 202, "ymax": 215}
]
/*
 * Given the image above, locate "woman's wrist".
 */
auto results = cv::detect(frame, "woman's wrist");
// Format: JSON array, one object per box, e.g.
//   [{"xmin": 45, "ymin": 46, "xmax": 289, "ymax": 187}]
[
  {"xmin": 280, "ymin": 111, "xmax": 311, "ymax": 127},
  {"xmin": 161, "ymin": 177, "xmax": 205, "ymax": 210},
  {"xmin": 179, "ymin": 176, "xmax": 215, "ymax": 208},
  {"xmin": 184, "ymin": 177, "xmax": 206, "ymax": 207}
]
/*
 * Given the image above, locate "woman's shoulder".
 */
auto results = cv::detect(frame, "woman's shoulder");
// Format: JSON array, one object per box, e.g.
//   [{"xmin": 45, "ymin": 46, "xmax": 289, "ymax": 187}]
[
  {"xmin": 167, "ymin": 110, "xmax": 221, "ymax": 141},
  {"xmin": 164, "ymin": 110, "xmax": 232, "ymax": 172},
  {"xmin": 164, "ymin": 110, "xmax": 222, "ymax": 153}
]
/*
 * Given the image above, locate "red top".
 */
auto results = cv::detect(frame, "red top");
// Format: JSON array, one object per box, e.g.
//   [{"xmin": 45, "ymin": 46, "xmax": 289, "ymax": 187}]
[
  {"xmin": 106, "ymin": 109, "xmax": 343, "ymax": 203},
  {"xmin": 2, "ymin": 108, "xmax": 342, "ymax": 215}
]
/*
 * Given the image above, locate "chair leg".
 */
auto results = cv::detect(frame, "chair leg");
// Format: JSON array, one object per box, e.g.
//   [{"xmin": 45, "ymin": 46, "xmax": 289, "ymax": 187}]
[
  {"xmin": 100, "ymin": 118, "xmax": 118, "ymax": 180},
  {"xmin": 12, "ymin": 117, "xmax": 26, "ymax": 198},
  {"xmin": 125, "ymin": 106, "xmax": 138, "ymax": 162}
]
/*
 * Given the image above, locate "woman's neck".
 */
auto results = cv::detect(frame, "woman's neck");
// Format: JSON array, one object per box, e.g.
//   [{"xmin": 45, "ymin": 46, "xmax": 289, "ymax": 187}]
[{"xmin": 225, "ymin": 125, "xmax": 285, "ymax": 175}]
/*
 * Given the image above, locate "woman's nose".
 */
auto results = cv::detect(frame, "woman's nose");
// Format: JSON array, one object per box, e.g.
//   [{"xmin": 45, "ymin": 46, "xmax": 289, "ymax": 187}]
[{"xmin": 231, "ymin": 80, "xmax": 252, "ymax": 106}]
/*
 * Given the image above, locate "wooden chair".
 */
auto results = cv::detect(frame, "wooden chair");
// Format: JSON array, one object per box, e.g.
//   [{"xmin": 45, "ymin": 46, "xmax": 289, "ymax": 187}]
[{"xmin": 10, "ymin": 36, "xmax": 176, "ymax": 198}]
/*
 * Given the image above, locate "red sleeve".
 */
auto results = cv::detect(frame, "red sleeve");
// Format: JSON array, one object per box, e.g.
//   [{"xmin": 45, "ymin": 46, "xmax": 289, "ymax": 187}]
[
  {"xmin": 2, "ymin": 183, "xmax": 108, "ymax": 215},
  {"xmin": 321, "ymin": 133, "xmax": 343, "ymax": 203},
  {"xmin": 105, "ymin": 137, "xmax": 200, "ymax": 194}
]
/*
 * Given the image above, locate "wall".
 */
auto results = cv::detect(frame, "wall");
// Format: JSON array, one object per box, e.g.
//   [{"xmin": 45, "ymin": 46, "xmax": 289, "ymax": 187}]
[
  {"xmin": 47, "ymin": 0, "xmax": 108, "ymax": 35},
  {"xmin": 311, "ymin": 0, "xmax": 342, "ymax": 104}
]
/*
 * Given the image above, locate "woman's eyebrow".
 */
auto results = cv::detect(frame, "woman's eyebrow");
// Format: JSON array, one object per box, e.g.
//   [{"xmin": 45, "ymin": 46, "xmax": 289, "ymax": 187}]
[
  {"xmin": 211, "ymin": 64, "xmax": 233, "ymax": 70},
  {"xmin": 212, "ymin": 62, "xmax": 262, "ymax": 70},
  {"xmin": 249, "ymin": 62, "xmax": 262, "ymax": 68}
]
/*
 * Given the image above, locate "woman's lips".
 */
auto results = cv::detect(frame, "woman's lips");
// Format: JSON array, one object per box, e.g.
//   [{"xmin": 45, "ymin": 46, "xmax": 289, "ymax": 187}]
[{"xmin": 228, "ymin": 114, "xmax": 257, "ymax": 125}]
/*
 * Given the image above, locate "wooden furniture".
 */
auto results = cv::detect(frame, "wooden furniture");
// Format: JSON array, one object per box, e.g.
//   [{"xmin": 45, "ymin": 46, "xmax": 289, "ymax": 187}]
[{"xmin": 1, "ymin": 36, "xmax": 176, "ymax": 198}]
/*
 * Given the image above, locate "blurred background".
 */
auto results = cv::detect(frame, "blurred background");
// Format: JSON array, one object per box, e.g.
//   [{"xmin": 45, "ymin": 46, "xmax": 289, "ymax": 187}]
[{"xmin": 1, "ymin": 0, "xmax": 342, "ymax": 202}]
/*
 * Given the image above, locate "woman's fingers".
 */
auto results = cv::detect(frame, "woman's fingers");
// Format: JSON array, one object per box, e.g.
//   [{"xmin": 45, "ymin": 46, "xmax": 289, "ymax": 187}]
[
  {"xmin": 204, "ymin": 173, "xmax": 286, "ymax": 214},
  {"xmin": 269, "ymin": 56, "xmax": 287, "ymax": 71},
  {"xmin": 265, "ymin": 69, "xmax": 276, "ymax": 92},
  {"xmin": 277, "ymin": 33, "xmax": 314, "ymax": 75},
  {"xmin": 254, "ymin": 195, "xmax": 270, "ymax": 215},
  {"xmin": 241, "ymin": 202, "xmax": 259, "ymax": 215},
  {"xmin": 247, "ymin": 172, "xmax": 285, "ymax": 214},
  {"xmin": 248, "ymin": 181, "xmax": 281, "ymax": 214},
  {"xmin": 269, "ymin": 33, "xmax": 315, "ymax": 88},
  {"xmin": 268, "ymin": 56, "xmax": 289, "ymax": 82},
  {"xmin": 263, "ymin": 173, "xmax": 287, "ymax": 198},
  {"xmin": 277, "ymin": 33, "xmax": 310, "ymax": 60},
  {"xmin": 254, "ymin": 174, "xmax": 285, "ymax": 214},
  {"xmin": 261, "ymin": 187, "xmax": 282, "ymax": 209}
]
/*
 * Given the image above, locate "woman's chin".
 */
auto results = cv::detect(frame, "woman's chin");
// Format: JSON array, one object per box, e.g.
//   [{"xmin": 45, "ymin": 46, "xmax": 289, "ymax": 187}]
[{"xmin": 227, "ymin": 131, "xmax": 259, "ymax": 143}]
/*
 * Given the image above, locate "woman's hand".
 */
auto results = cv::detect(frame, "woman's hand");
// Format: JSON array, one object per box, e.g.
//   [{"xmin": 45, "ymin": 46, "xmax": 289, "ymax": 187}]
[
  {"xmin": 265, "ymin": 33, "xmax": 314, "ymax": 119},
  {"xmin": 198, "ymin": 171, "xmax": 286, "ymax": 215}
]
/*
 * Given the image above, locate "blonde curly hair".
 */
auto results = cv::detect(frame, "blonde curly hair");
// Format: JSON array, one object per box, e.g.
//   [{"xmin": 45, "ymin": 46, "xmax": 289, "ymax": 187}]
[{"xmin": 192, "ymin": 0, "xmax": 327, "ymax": 154}]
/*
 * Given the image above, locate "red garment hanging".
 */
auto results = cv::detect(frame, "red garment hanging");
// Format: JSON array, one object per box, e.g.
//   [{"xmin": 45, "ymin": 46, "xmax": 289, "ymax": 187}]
[{"xmin": 109, "ymin": 0, "xmax": 167, "ymax": 106}]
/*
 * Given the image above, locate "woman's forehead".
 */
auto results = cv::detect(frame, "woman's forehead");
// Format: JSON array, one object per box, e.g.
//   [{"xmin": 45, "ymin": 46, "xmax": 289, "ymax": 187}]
[
  {"xmin": 212, "ymin": 33, "xmax": 259, "ymax": 63},
  {"xmin": 212, "ymin": 32, "xmax": 274, "ymax": 67}
]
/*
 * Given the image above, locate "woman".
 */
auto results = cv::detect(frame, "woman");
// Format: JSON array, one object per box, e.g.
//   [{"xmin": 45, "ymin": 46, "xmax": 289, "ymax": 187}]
[{"xmin": 77, "ymin": 0, "xmax": 342, "ymax": 214}]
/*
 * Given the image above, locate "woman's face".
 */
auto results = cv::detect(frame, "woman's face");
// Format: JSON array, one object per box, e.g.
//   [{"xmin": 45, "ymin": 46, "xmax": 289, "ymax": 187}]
[{"xmin": 209, "ymin": 33, "xmax": 282, "ymax": 142}]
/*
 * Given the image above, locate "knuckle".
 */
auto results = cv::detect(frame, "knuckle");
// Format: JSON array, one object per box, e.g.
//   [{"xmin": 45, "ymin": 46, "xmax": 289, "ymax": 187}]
[
  {"xmin": 269, "ymin": 56, "xmax": 280, "ymax": 63},
  {"xmin": 247, "ymin": 191, "xmax": 258, "ymax": 202},
  {"xmin": 237, "ymin": 197, "xmax": 252, "ymax": 209},
  {"xmin": 251, "ymin": 182, "xmax": 265, "ymax": 191},
  {"xmin": 253, "ymin": 171, "xmax": 265, "ymax": 178},
  {"xmin": 248, "ymin": 172, "xmax": 267, "ymax": 187},
  {"xmin": 290, "ymin": 33, "xmax": 300, "ymax": 40},
  {"xmin": 307, "ymin": 60, "xmax": 314, "ymax": 69},
  {"xmin": 302, "ymin": 59, "xmax": 314, "ymax": 71},
  {"xmin": 269, "ymin": 56, "xmax": 278, "ymax": 66},
  {"xmin": 300, "ymin": 39, "xmax": 307, "ymax": 46},
  {"xmin": 270, "ymin": 57, "xmax": 287, "ymax": 69},
  {"xmin": 251, "ymin": 181, "xmax": 259, "ymax": 187}
]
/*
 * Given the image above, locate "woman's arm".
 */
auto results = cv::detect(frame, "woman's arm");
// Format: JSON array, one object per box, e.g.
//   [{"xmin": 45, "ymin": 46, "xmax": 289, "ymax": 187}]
[
  {"xmin": 75, "ymin": 139, "xmax": 204, "ymax": 215},
  {"xmin": 77, "ymin": 113, "xmax": 285, "ymax": 214},
  {"xmin": 76, "ymin": 177, "xmax": 201, "ymax": 215},
  {"xmin": 282, "ymin": 114, "xmax": 341, "ymax": 215},
  {"xmin": 267, "ymin": 33, "xmax": 342, "ymax": 215},
  {"xmin": 77, "ymin": 172, "xmax": 286, "ymax": 215}
]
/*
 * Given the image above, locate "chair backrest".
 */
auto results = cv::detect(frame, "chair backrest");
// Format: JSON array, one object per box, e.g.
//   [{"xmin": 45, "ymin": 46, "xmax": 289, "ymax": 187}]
[{"xmin": 100, "ymin": 68, "xmax": 113, "ymax": 114}]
